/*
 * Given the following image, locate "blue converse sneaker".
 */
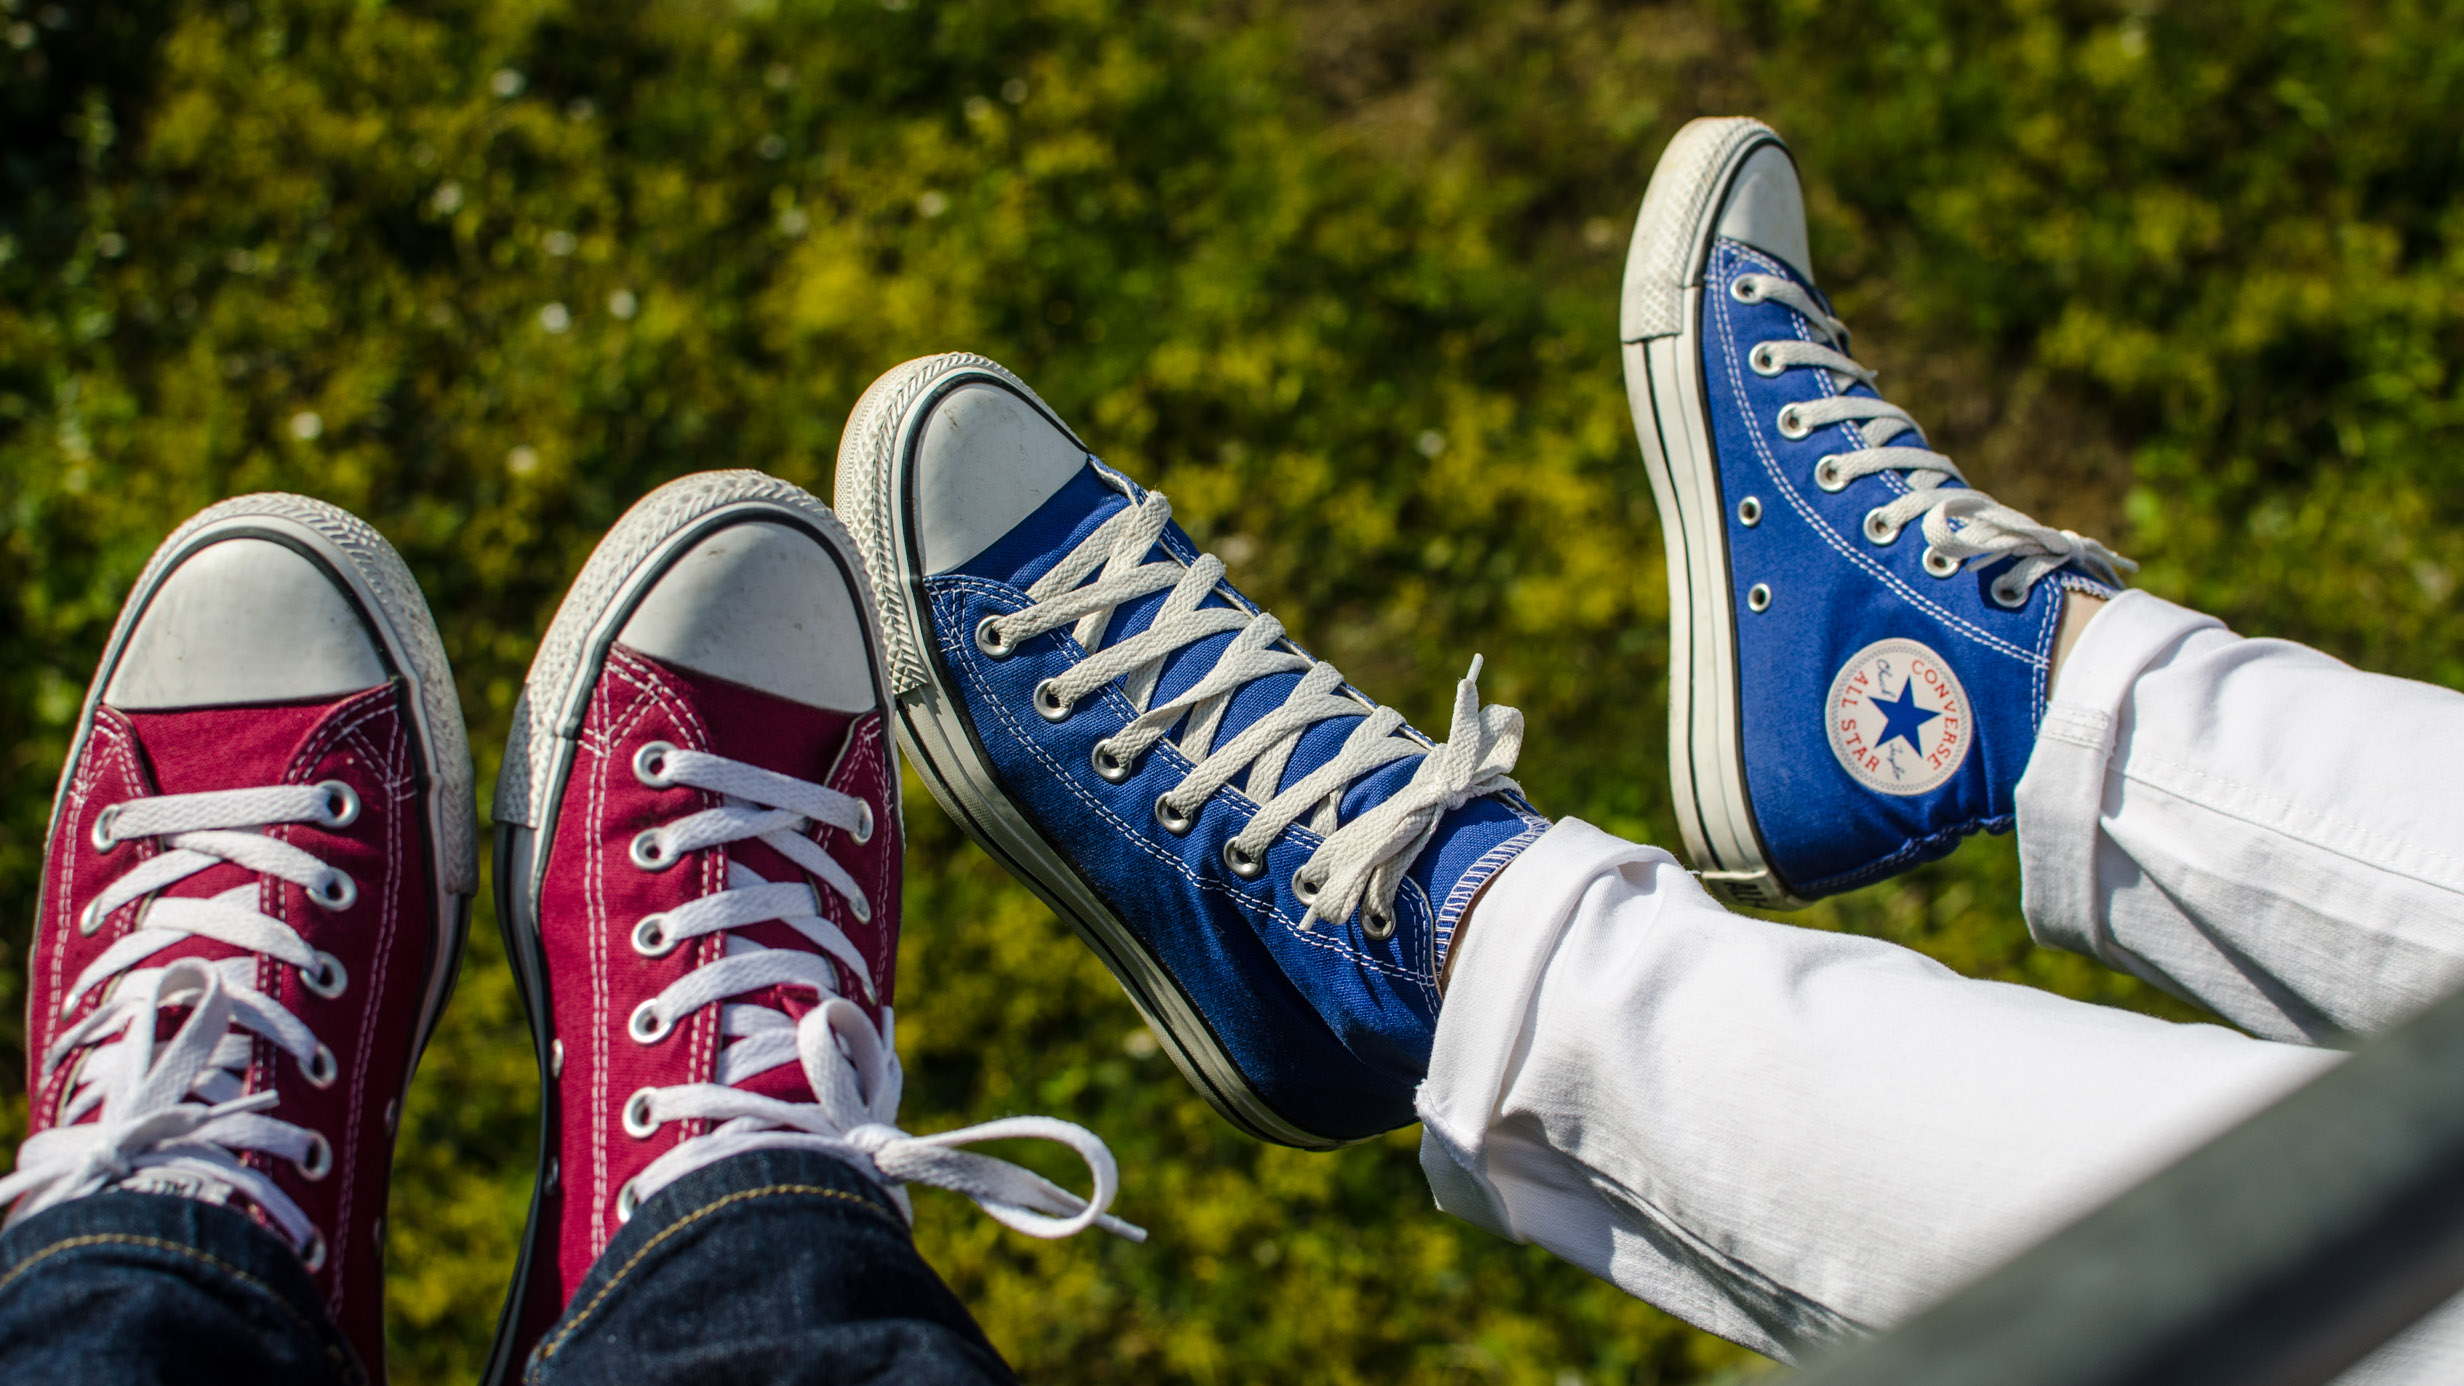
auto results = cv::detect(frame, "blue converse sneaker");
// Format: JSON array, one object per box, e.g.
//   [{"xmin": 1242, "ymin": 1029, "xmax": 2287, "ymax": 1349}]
[
  {"xmin": 834, "ymin": 355, "xmax": 1547, "ymax": 1147},
  {"xmin": 1621, "ymin": 117, "xmax": 2131, "ymax": 910}
]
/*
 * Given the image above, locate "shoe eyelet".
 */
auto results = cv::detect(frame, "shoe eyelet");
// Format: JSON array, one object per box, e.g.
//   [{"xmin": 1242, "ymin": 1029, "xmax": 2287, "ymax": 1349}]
[
  {"xmin": 297, "ymin": 1130, "xmax": 333, "ymax": 1181},
  {"xmin": 628, "ymin": 999, "xmax": 672, "ymax": 1044},
  {"xmin": 1814, "ymin": 455, "xmax": 1848, "ymax": 492},
  {"xmin": 550, "ymin": 1039, "xmax": 565, "ymax": 1078},
  {"xmin": 304, "ymin": 1044, "xmax": 338, "ymax": 1089},
  {"xmin": 302, "ymin": 951, "xmax": 348, "ymax": 999},
  {"xmin": 1033, "ymin": 679, "xmax": 1073, "ymax": 723},
  {"xmin": 632, "ymin": 741, "xmax": 679, "ymax": 789},
  {"xmin": 1223, "ymin": 840, "xmax": 1266, "ymax": 880},
  {"xmin": 849, "ymin": 799, "xmax": 875, "ymax": 845},
  {"xmin": 545, "ymin": 1157, "xmax": 559, "ymax": 1190},
  {"xmin": 1737, "ymin": 496, "xmax": 1762, "ymax": 527},
  {"xmin": 1090, "ymin": 739, "xmax": 1133, "ymax": 784},
  {"xmin": 1749, "ymin": 342, "xmax": 1784, "ymax": 376},
  {"xmin": 631, "ymin": 913, "xmax": 676, "ymax": 957},
  {"xmin": 629, "ymin": 829, "xmax": 678, "ymax": 872},
  {"xmin": 623, "ymin": 1087, "xmax": 660, "ymax": 1139},
  {"xmin": 305, "ymin": 870, "xmax": 358, "ymax": 912},
  {"xmin": 1154, "ymin": 795, "xmax": 1194, "ymax": 836},
  {"xmin": 312, "ymin": 780, "xmax": 361, "ymax": 829},
  {"xmin": 1746, "ymin": 583, "xmax": 1772, "ymax": 613},
  {"xmin": 974, "ymin": 614, "xmax": 1015, "ymax": 658},
  {"xmin": 846, "ymin": 890, "xmax": 872, "ymax": 924},
  {"xmin": 1863, "ymin": 509, "xmax": 1900, "ymax": 546},
  {"xmin": 1992, "ymin": 577, "xmax": 2030, "ymax": 609},
  {"xmin": 90, "ymin": 804, "xmax": 122, "ymax": 853},
  {"xmin": 615, "ymin": 1179, "xmax": 641, "ymax": 1224},
  {"xmin": 1361, "ymin": 904, "xmax": 1397, "ymax": 941},
  {"xmin": 1730, "ymin": 275, "xmax": 1765, "ymax": 304},
  {"xmin": 78, "ymin": 901, "xmax": 107, "ymax": 937},
  {"xmin": 1775, "ymin": 405, "xmax": 1813, "ymax": 441},
  {"xmin": 301, "ymin": 1228, "xmax": 328, "ymax": 1273},
  {"xmin": 1923, "ymin": 546, "xmax": 1960, "ymax": 579},
  {"xmin": 1292, "ymin": 869, "xmax": 1323, "ymax": 905}
]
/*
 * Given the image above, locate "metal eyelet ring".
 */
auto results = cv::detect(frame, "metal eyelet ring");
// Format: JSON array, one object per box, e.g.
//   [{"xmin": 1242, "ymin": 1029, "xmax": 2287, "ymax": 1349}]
[
  {"xmin": 550, "ymin": 1039, "xmax": 565, "ymax": 1077},
  {"xmin": 629, "ymin": 999, "xmax": 672, "ymax": 1044},
  {"xmin": 303, "ymin": 951, "xmax": 348, "ymax": 999},
  {"xmin": 1923, "ymin": 546, "xmax": 1960, "ymax": 579},
  {"xmin": 306, "ymin": 870, "xmax": 358, "ymax": 912},
  {"xmin": 1730, "ymin": 275, "xmax": 1764, "ymax": 303},
  {"xmin": 633, "ymin": 741, "xmax": 679, "ymax": 789},
  {"xmin": 301, "ymin": 1228, "xmax": 329, "ymax": 1273},
  {"xmin": 77, "ymin": 902, "xmax": 106, "ymax": 937},
  {"xmin": 1863, "ymin": 509, "xmax": 1900, "ymax": 545},
  {"xmin": 1223, "ymin": 840, "xmax": 1266, "ymax": 880},
  {"xmin": 974, "ymin": 614, "xmax": 1014, "ymax": 658},
  {"xmin": 1775, "ymin": 405, "xmax": 1813, "ymax": 440},
  {"xmin": 1361, "ymin": 904, "xmax": 1398, "ymax": 941},
  {"xmin": 1814, "ymin": 455, "xmax": 1848, "ymax": 492},
  {"xmin": 313, "ymin": 780, "xmax": 360, "ymax": 829},
  {"xmin": 623, "ymin": 1087, "xmax": 660, "ymax": 1139},
  {"xmin": 1749, "ymin": 342, "xmax": 1784, "ymax": 376},
  {"xmin": 615, "ymin": 1179, "xmax": 642, "ymax": 1224},
  {"xmin": 1738, "ymin": 496, "xmax": 1762, "ymax": 527},
  {"xmin": 1747, "ymin": 583, "xmax": 1773, "ymax": 613},
  {"xmin": 90, "ymin": 805, "xmax": 123, "ymax": 852},
  {"xmin": 847, "ymin": 890, "xmax": 872, "ymax": 924},
  {"xmin": 1292, "ymin": 869, "xmax": 1324, "ymax": 905},
  {"xmin": 1154, "ymin": 795, "xmax": 1194, "ymax": 836},
  {"xmin": 298, "ymin": 1130, "xmax": 333, "ymax": 1181},
  {"xmin": 849, "ymin": 799, "xmax": 875, "ymax": 845},
  {"xmin": 1090, "ymin": 739, "xmax": 1132, "ymax": 783},
  {"xmin": 1992, "ymin": 577, "xmax": 2030, "ymax": 609},
  {"xmin": 1033, "ymin": 679, "xmax": 1073, "ymax": 723},
  {"xmin": 545, "ymin": 1156, "xmax": 560, "ymax": 1191},
  {"xmin": 305, "ymin": 1044, "xmax": 338, "ymax": 1088},
  {"xmin": 630, "ymin": 829, "xmax": 677, "ymax": 871},
  {"xmin": 631, "ymin": 914, "xmax": 676, "ymax": 957}
]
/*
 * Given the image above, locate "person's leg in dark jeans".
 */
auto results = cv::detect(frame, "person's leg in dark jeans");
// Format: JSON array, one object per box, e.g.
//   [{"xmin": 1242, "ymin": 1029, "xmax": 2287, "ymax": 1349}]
[{"xmin": 484, "ymin": 473, "xmax": 1138, "ymax": 1383}]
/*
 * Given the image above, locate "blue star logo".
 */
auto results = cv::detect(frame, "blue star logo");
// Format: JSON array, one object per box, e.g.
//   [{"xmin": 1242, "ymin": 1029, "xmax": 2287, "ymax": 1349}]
[{"xmin": 1870, "ymin": 676, "xmax": 1942, "ymax": 755}]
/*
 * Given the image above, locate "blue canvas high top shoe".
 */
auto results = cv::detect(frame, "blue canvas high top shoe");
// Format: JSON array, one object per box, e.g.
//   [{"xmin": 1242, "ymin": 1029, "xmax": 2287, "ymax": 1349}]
[
  {"xmin": 836, "ymin": 356, "xmax": 1547, "ymax": 1147},
  {"xmin": 1622, "ymin": 117, "xmax": 2132, "ymax": 910}
]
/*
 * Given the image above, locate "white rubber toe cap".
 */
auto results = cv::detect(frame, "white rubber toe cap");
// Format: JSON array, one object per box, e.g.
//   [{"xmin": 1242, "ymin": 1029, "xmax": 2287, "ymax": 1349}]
[
  {"xmin": 912, "ymin": 382, "xmax": 1089, "ymax": 575},
  {"xmin": 618, "ymin": 520, "xmax": 878, "ymax": 713},
  {"xmin": 105, "ymin": 538, "xmax": 388, "ymax": 710},
  {"xmin": 1716, "ymin": 144, "xmax": 1815, "ymax": 284}
]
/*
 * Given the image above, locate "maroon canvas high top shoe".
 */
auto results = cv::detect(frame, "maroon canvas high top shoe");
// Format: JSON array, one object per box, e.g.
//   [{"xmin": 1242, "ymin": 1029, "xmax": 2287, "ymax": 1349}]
[
  {"xmin": 3, "ymin": 495, "xmax": 476, "ymax": 1380},
  {"xmin": 484, "ymin": 472, "xmax": 1137, "ymax": 1383}
]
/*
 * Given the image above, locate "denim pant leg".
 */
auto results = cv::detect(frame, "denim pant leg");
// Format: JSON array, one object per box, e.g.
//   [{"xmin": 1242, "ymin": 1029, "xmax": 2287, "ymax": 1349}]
[
  {"xmin": 0, "ymin": 1190, "xmax": 359, "ymax": 1386},
  {"xmin": 526, "ymin": 1148, "xmax": 1015, "ymax": 1386}
]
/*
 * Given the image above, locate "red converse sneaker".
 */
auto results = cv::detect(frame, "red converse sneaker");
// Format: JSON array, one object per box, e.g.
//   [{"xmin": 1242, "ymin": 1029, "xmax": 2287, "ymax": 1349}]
[
  {"xmin": 3, "ymin": 495, "xmax": 476, "ymax": 1379},
  {"xmin": 484, "ymin": 472, "xmax": 1136, "ymax": 1382}
]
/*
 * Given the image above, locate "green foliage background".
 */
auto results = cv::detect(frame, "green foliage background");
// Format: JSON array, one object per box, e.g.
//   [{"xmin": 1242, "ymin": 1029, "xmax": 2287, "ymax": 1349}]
[{"xmin": 7, "ymin": 0, "xmax": 2464, "ymax": 1380}]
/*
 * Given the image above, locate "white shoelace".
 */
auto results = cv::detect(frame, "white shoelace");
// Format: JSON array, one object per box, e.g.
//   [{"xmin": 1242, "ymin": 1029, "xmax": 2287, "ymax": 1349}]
[
  {"xmin": 976, "ymin": 489, "xmax": 1525, "ymax": 938},
  {"xmin": 615, "ymin": 746, "xmax": 1143, "ymax": 1241},
  {"xmin": 0, "ymin": 782, "xmax": 367, "ymax": 1269},
  {"xmin": 1733, "ymin": 272, "xmax": 2135, "ymax": 605}
]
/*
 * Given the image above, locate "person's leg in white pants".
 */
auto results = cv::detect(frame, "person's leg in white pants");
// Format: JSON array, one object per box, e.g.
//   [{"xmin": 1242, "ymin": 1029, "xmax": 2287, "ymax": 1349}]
[{"xmin": 1418, "ymin": 591, "xmax": 2464, "ymax": 1375}]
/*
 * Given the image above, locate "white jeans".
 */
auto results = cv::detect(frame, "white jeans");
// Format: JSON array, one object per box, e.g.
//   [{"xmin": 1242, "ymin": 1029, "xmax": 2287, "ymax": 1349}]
[{"xmin": 1419, "ymin": 591, "xmax": 2464, "ymax": 1378}]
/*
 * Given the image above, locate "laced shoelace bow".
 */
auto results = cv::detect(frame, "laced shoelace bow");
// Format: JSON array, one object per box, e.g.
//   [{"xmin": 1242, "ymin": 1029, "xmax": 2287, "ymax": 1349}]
[
  {"xmin": 0, "ymin": 782, "xmax": 369, "ymax": 1269},
  {"xmin": 615, "ymin": 745, "xmax": 1143, "ymax": 1241},
  {"xmin": 1732, "ymin": 272, "xmax": 2135, "ymax": 606},
  {"xmin": 974, "ymin": 489, "xmax": 1526, "ymax": 939}
]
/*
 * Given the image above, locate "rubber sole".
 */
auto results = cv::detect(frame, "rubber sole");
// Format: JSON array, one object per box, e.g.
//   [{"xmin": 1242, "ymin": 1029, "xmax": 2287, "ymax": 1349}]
[
  {"xmin": 1619, "ymin": 119, "xmax": 1812, "ymax": 911},
  {"xmin": 834, "ymin": 354, "xmax": 1348, "ymax": 1151}
]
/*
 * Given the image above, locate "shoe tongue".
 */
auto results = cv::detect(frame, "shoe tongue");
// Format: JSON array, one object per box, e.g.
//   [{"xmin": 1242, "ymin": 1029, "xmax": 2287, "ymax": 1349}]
[
  {"xmin": 956, "ymin": 462, "xmax": 1540, "ymax": 928},
  {"xmin": 124, "ymin": 699, "xmax": 348, "ymax": 796}
]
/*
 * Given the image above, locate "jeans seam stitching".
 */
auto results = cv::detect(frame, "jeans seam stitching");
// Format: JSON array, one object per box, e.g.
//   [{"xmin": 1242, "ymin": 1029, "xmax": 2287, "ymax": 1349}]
[
  {"xmin": 531, "ymin": 1181, "xmax": 898, "ymax": 1372},
  {"xmin": 0, "ymin": 1231, "xmax": 356, "ymax": 1382}
]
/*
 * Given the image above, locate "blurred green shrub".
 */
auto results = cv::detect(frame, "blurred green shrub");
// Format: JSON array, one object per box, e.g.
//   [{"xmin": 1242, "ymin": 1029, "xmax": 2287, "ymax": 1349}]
[{"xmin": 4, "ymin": 0, "xmax": 2462, "ymax": 1382}]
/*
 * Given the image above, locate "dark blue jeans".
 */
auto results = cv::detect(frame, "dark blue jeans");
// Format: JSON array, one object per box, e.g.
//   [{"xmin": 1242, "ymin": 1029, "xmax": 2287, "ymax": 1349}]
[{"xmin": 0, "ymin": 1149, "xmax": 1015, "ymax": 1385}]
